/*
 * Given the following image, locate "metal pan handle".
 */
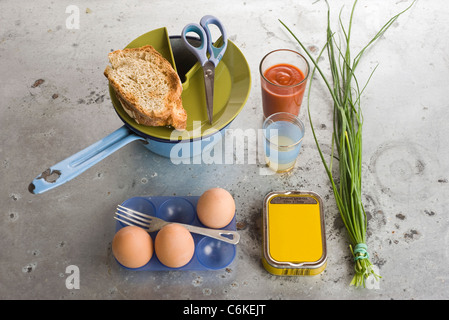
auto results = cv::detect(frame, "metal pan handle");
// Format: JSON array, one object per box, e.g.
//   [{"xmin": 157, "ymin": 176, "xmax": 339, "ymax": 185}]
[{"xmin": 29, "ymin": 125, "xmax": 145, "ymax": 194}]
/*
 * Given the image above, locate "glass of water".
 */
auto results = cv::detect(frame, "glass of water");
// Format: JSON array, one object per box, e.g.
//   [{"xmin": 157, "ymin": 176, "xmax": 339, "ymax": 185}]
[{"xmin": 263, "ymin": 112, "xmax": 305, "ymax": 173}]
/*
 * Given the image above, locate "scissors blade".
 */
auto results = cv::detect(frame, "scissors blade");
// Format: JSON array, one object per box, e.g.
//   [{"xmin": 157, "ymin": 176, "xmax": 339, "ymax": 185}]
[{"xmin": 202, "ymin": 61, "xmax": 215, "ymax": 124}]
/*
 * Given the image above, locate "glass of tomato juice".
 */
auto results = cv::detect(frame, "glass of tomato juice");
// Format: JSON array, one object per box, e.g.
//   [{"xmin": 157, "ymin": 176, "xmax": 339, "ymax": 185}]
[{"xmin": 259, "ymin": 49, "xmax": 309, "ymax": 118}]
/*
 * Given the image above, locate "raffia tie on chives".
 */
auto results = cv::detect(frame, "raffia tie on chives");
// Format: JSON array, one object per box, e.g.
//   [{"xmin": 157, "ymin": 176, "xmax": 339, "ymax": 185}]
[{"xmin": 352, "ymin": 243, "xmax": 369, "ymax": 261}]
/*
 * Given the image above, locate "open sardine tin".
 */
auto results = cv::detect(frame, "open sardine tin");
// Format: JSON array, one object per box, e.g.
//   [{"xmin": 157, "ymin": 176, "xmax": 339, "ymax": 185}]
[{"xmin": 262, "ymin": 191, "xmax": 327, "ymax": 276}]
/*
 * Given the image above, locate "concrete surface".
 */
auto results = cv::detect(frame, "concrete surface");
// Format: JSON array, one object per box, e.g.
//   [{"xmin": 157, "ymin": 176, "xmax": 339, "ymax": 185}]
[{"xmin": 1, "ymin": 0, "xmax": 448, "ymax": 300}]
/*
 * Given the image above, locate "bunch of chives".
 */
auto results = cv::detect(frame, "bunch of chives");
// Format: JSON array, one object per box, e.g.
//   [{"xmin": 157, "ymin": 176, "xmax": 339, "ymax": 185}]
[{"xmin": 280, "ymin": 0, "xmax": 414, "ymax": 287}]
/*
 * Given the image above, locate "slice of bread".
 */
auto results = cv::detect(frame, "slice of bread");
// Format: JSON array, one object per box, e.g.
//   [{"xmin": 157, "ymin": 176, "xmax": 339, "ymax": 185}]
[{"xmin": 104, "ymin": 45, "xmax": 187, "ymax": 130}]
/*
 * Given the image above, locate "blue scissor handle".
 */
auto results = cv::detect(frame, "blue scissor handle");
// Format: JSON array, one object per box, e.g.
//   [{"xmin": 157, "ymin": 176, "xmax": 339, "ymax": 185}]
[
  {"xmin": 181, "ymin": 15, "xmax": 228, "ymax": 67},
  {"xmin": 200, "ymin": 15, "xmax": 228, "ymax": 67},
  {"xmin": 181, "ymin": 23, "xmax": 209, "ymax": 66}
]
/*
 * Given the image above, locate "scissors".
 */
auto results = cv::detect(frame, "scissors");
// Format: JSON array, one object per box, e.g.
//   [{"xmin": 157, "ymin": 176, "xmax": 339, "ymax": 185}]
[{"xmin": 181, "ymin": 15, "xmax": 228, "ymax": 124}]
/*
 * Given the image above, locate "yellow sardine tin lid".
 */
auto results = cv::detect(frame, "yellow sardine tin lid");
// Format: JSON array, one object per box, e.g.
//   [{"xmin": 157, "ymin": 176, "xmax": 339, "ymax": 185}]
[{"xmin": 262, "ymin": 191, "xmax": 327, "ymax": 276}]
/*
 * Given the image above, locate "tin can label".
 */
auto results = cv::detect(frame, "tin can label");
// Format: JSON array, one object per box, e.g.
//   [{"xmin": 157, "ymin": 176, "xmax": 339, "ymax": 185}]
[{"xmin": 262, "ymin": 191, "xmax": 327, "ymax": 276}]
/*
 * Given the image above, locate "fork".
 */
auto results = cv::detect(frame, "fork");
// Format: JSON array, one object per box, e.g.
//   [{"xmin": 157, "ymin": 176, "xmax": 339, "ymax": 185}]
[{"xmin": 114, "ymin": 205, "xmax": 240, "ymax": 245}]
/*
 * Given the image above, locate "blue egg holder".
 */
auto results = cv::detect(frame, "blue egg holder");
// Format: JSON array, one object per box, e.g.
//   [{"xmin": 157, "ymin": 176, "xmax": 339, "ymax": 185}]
[{"xmin": 114, "ymin": 196, "xmax": 237, "ymax": 271}]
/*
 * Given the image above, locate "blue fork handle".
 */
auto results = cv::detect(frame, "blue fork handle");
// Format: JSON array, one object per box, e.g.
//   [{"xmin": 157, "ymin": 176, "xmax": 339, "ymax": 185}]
[
  {"xmin": 200, "ymin": 15, "xmax": 228, "ymax": 66},
  {"xmin": 181, "ymin": 23, "xmax": 209, "ymax": 66},
  {"xmin": 29, "ymin": 126, "xmax": 145, "ymax": 194}
]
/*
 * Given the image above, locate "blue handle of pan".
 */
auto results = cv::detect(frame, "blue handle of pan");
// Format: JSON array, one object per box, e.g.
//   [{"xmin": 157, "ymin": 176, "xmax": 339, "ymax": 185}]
[{"xmin": 29, "ymin": 126, "xmax": 145, "ymax": 194}]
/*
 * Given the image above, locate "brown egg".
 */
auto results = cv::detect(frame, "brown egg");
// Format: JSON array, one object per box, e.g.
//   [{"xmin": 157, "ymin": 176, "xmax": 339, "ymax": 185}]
[
  {"xmin": 154, "ymin": 223, "xmax": 195, "ymax": 268},
  {"xmin": 112, "ymin": 226, "xmax": 153, "ymax": 269},
  {"xmin": 196, "ymin": 188, "xmax": 235, "ymax": 229}
]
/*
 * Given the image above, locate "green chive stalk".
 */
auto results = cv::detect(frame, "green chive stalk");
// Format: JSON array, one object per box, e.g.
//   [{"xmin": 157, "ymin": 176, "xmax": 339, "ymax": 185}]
[{"xmin": 280, "ymin": 0, "xmax": 414, "ymax": 287}]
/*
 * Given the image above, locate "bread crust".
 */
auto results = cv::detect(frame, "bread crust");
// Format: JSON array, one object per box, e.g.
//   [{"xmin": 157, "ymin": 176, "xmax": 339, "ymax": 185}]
[{"xmin": 104, "ymin": 45, "xmax": 187, "ymax": 130}]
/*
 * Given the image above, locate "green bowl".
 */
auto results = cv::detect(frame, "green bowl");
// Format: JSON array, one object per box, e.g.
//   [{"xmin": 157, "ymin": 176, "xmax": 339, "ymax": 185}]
[{"xmin": 109, "ymin": 27, "xmax": 251, "ymax": 141}]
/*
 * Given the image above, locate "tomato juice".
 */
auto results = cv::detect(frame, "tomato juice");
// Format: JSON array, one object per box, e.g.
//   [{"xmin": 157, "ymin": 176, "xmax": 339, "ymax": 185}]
[
  {"xmin": 261, "ymin": 63, "xmax": 307, "ymax": 118},
  {"xmin": 259, "ymin": 50, "xmax": 309, "ymax": 118}
]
